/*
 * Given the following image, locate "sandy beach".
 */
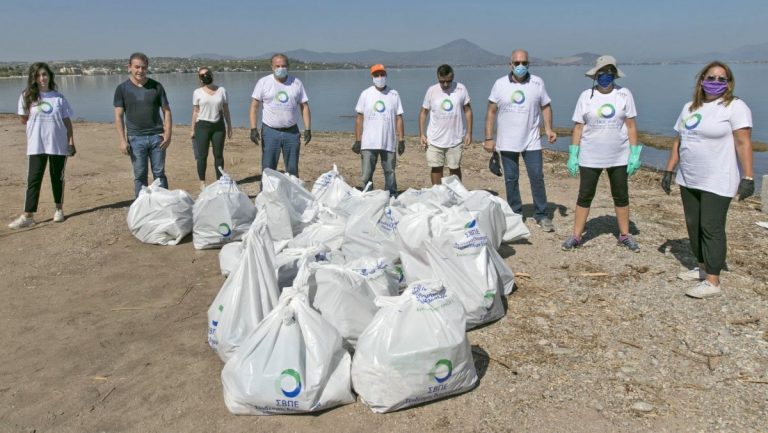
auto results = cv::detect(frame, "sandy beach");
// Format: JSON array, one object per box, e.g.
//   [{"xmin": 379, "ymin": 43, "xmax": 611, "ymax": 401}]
[{"xmin": 1, "ymin": 114, "xmax": 766, "ymax": 433}]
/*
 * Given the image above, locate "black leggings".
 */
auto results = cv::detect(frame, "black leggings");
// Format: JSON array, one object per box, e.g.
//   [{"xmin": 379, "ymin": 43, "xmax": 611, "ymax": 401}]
[
  {"xmin": 577, "ymin": 166, "xmax": 629, "ymax": 208},
  {"xmin": 680, "ymin": 186, "xmax": 732, "ymax": 276},
  {"xmin": 194, "ymin": 119, "xmax": 225, "ymax": 180},
  {"xmin": 25, "ymin": 154, "xmax": 67, "ymax": 213}
]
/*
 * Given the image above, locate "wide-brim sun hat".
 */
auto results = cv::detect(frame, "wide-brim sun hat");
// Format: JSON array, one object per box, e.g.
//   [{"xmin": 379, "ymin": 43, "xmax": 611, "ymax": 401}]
[{"xmin": 585, "ymin": 55, "xmax": 625, "ymax": 79}]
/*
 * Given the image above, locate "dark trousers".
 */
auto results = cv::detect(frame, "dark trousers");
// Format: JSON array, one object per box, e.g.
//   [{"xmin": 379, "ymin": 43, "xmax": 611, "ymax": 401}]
[
  {"xmin": 680, "ymin": 186, "xmax": 732, "ymax": 276},
  {"xmin": 25, "ymin": 154, "xmax": 67, "ymax": 213},
  {"xmin": 577, "ymin": 166, "xmax": 629, "ymax": 208},
  {"xmin": 194, "ymin": 119, "xmax": 225, "ymax": 180}
]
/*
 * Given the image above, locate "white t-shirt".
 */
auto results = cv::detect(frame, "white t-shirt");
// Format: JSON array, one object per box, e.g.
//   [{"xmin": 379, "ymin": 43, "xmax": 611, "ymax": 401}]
[
  {"xmin": 422, "ymin": 82, "xmax": 471, "ymax": 148},
  {"xmin": 17, "ymin": 91, "xmax": 73, "ymax": 156},
  {"xmin": 355, "ymin": 86, "xmax": 404, "ymax": 152},
  {"xmin": 193, "ymin": 86, "xmax": 228, "ymax": 123},
  {"xmin": 251, "ymin": 75, "xmax": 308, "ymax": 129},
  {"xmin": 572, "ymin": 86, "xmax": 637, "ymax": 168},
  {"xmin": 673, "ymin": 98, "xmax": 752, "ymax": 197},
  {"xmin": 488, "ymin": 74, "xmax": 551, "ymax": 152}
]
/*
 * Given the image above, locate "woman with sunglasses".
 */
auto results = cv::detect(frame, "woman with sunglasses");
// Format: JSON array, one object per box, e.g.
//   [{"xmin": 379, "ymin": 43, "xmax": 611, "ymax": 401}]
[
  {"xmin": 661, "ymin": 61, "xmax": 754, "ymax": 298},
  {"xmin": 8, "ymin": 62, "xmax": 76, "ymax": 229},
  {"xmin": 191, "ymin": 67, "xmax": 232, "ymax": 190},
  {"xmin": 562, "ymin": 55, "xmax": 641, "ymax": 252}
]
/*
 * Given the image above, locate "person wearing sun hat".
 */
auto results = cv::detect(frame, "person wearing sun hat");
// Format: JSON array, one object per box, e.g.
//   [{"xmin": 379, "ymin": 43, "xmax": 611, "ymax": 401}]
[
  {"xmin": 661, "ymin": 60, "xmax": 754, "ymax": 298},
  {"xmin": 353, "ymin": 63, "xmax": 405, "ymax": 195},
  {"xmin": 561, "ymin": 55, "xmax": 642, "ymax": 252}
]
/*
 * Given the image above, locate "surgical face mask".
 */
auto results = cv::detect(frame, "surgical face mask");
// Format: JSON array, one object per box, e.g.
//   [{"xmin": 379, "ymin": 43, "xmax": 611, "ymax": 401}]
[
  {"xmin": 702, "ymin": 80, "xmax": 727, "ymax": 97},
  {"xmin": 274, "ymin": 67, "xmax": 288, "ymax": 79},
  {"xmin": 513, "ymin": 64, "xmax": 528, "ymax": 78},
  {"xmin": 373, "ymin": 76, "xmax": 386, "ymax": 88},
  {"xmin": 596, "ymin": 72, "xmax": 615, "ymax": 88}
]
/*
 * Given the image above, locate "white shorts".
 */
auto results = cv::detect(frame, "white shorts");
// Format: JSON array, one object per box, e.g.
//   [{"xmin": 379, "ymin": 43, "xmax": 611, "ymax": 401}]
[{"xmin": 426, "ymin": 143, "xmax": 463, "ymax": 169}]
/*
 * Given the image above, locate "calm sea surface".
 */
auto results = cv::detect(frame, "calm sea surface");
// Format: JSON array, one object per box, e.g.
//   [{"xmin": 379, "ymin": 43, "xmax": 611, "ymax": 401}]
[{"xmin": 2, "ymin": 64, "xmax": 766, "ymax": 184}]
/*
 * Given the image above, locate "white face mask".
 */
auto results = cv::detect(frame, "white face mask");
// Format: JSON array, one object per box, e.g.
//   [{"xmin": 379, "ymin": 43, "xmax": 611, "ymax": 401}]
[
  {"xmin": 274, "ymin": 67, "xmax": 288, "ymax": 79},
  {"xmin": 372, "ymin": 76, "xmax": 386, "ymax": 88}
]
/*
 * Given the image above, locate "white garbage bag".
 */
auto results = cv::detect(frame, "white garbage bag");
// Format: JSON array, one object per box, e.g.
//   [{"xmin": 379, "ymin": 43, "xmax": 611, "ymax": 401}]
[
  {"xmin": 338, "ymin": 190, "xmax": 394, "ymax": 260},
  {"xmin": 126, "ymin": 179, "xmax": 194, "ymax": 245},
  {"xmin": 311, "ymin": 164, "xmax": 360, "ymax": 209},
  {"xmin": 218, "ymin": 241, "xmax": 242, "ymax": 277},
  {"xmin": 461, "ymin": 191, "xmax": 506, "ymax": 250},
  {"xmin": 275, "ymin": 245, "xmax": 332, "ymax": 290},
  {"xmin": 288, "ymin": 206, "xmax": 347, "ymax": 251},
  {"xmin": 207, "ymin": 223, "xmax": 280, "ymax": 362},
  {"xmin": 489, "ymin": 247, "xmax": 516, "ymax": 296},
  {"xmin": 351, "ymin": 280, "xmax": 478, "ymax": 413},
  {"xmin": 221, "ymin": 289, "xmax": 355, "ymax": 415},
  {"xmin": 256, "ymin": 168, "xmax": 318, "ymax": 239},
  {"xmin": 345, "ymin": 257, "xmax": 402, "ymax": 297},
  {"xmin": 396, "ymin": 208, "xmax": 441, "ymax": 283},
  {"xmin": 394, "ymin": 185, "xmax": 457, "ymax": 208},
  {"xmin": 193, "ymin": 171, "xmax": 256, "ymax": 250}
]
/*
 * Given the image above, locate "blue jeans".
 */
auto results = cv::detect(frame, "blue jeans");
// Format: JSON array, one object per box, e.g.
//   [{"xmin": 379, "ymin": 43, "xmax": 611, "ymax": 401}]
[
  {"xmin": 361, "ymin": 150, "xmax": 397, "ymax": 195},
  {"xmin": 500, "ymin": 149, "xmax": 548, "ymax": 220},
  {"xmin": 128, "ymin": 134, "xmax": 167, "ymax": 198},
  {"xmin": 261, "ymin": 124, "xmax": 300, "ymax": 177}
]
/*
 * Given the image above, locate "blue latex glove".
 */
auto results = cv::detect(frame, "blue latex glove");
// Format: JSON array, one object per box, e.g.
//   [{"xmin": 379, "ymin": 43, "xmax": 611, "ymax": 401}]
[
  {"xmin": 567, "ymin": 145, "xmax": 580, "ymax": 177},
  {"xmin": 627, "ymin": 144, "xmax": 643, "ymax": 176}
]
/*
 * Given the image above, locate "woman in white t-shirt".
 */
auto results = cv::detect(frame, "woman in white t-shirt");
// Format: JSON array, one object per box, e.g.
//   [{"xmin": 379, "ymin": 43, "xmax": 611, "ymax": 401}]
[
  {"xmin": 562, "ymin": 56, "xmax": 642, "ymax": 252},
  {"xmin": 190, "ymin": 67, "xmax": 232, "ymax": 190},
  {"xmin": 661, "ymin": 61, "xmax": 754, "ymax": 299},
  {"xmin": 8, "ymin": 62, "xmax": 75, "ymax": 229}
]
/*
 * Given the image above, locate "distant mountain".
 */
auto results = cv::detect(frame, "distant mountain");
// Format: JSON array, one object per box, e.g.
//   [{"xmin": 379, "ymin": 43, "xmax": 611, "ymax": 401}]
[
  {"xmin": 677, "ymin": 42, "xmax": 768, "ymax": 63},
  {"xmin": 190, "ymin": 53, "xmax": 238, "ymax": 60},
  {"xmin": 260, "ymin": 39, "xmax": 510, "ymax": 67},
  {"xmin": 549, "ymin": 52, "xmax": 601, "ymax": 66}
]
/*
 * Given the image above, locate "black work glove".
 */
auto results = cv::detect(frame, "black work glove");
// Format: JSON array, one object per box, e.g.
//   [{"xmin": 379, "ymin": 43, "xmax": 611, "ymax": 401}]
[
  {"xmin": 249, "ymin": 128, "xmax": 260, "ymax": 146},
  {"xmin": 489, "ymin": 152, "xmax": 502, "ymax": 177},
  {"xmin": 397, "ymin": 140, "xmax": 405, "ymax": 156},
  {"xmin": 352, "ymin": 140, "xmax": 361, "ymax": 154},
  {"xmin": 304, "ymin": 129, "xmax": 312, "ymax": 145},
  {"xmin": 68, "ymin": 144, "xmax": 77, "ymax": 157},
  {"xmin": 737, "ymin": 177, "xmax": 754, "ymax": 201},
  {"xmin": 661, "ymin": 170, "xmax": 674, "ymax": 195}
]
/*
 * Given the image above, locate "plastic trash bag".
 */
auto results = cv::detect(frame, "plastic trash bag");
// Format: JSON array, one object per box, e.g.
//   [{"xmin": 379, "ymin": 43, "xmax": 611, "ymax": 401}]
[
  {"xmin": 311, "ymin": 164, "xmax": 360, "ymax": 209},
  {"xmin": 126, "ymin": 179, "xmax": 194, "ymax": 245},
  {"xmin": 338, "ymin": 190, "xmax": 395, "ymax": 260},
  {"xmin": 221, "ymin": 289, "xmax": 355, "ymax": 415},
  {"xmin": 351, "ymin": 280, "xmax": 478, "ymax": 413},
  {"xmin": 193, "ymin": 170, "xmax": 256, "ymax": 250},
  {"xmin": 256, "ymin": 168, "xmax": 318, "ymax": 240},
  {"xmin": 218, "ymin": 241, "xmax": 242, "ymax": 277}
]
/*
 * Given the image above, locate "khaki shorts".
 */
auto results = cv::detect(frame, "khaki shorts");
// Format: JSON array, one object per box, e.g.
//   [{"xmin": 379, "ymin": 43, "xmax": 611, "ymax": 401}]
[{"xmin": 426, "ymin": 143, "xmax": 463, "ymax": 169}]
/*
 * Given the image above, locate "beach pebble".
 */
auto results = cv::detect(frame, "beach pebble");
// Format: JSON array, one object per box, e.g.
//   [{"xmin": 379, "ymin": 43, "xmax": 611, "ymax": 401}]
[{"xmin": 631, "ymin": 401, "xmax": 654, "ymax": 413}]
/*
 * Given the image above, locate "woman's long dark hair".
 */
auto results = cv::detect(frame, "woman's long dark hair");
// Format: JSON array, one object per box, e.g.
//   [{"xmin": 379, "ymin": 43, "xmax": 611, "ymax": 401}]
[
  {"xmin": 690, "ymin": 61, "xmax": 735, "ymax": 112},
  {"xmin": 22, "ymin": 62, "xmax": 57, "ymax": 111}
]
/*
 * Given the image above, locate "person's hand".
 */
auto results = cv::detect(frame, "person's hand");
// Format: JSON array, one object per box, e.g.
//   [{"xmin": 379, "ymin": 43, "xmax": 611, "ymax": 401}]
[
  {"xmin": 397, "ymin": 140, "xmax": 406, "ymax": 156},
  {"xmin": 352, "ymin": 140, "xmax": 361, "ymax": 154},
  {"xmin": 190, "ymin": 131, "xmax": 195, "ymax": 139},
  {"xmin": 120, "ymin": 139, "xmax": 129, "ymax": 155},
  {"xmin": 68, "ymin": 144, "xmax": 76, "ymax": 157},
  {"xmin": 420, "ymin": 134, "xmax": 428, "ymax": 150},
  {"xmin": 627, "ymin": 144, "xmax": 643, "ymax": 176},
  {"xmin": 227, "ymin": 127, "xmax": 233, "ymax": 139},
  {"xmin": 250, "ymin": 128, "xmax": 260, "ymax": 146},
  {"xmin": 661, "ymin": 170, "xmax": 674, "ymax": 195},
  {"xmin": 483, "ymin": 139, "xmax": 495, "ymax": 153},
  {"xmin": 304, "ymin": 129, "xmax": 312, "ymax": 145},
  {"xmin": 737, "ymin": 177, "xmax": 755, "ymax": 201},
  {"xmin": 160, "ymin": 133, "xmax": 172, "ymax": 150},
  {"xmin": 464, "ymin": 133, "xmax": 472, "ymax": 146},
  {"xmin": 546, "ymin": 129, "xmax": 557, "ymax": 144},
  {"xmin": 567, "ymin": 145, "xmax": 580, "ymax": 177}
]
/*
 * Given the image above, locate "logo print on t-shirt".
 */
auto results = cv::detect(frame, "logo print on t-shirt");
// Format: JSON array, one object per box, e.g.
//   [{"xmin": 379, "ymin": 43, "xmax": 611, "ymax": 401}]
[
  {"xmin": 510, "ymin": 90, "xmax": 526, "ymax": 105},
  {"xmin": 374, "ymin": 100, "xmax": 386, "ymax": 113},
  {"xmin": 275, "ymin": 91, "xmax": 289, "ymax": 103},
  {"xmin": 598, "ymin": 104, "xmax": 616, "ymax": 119},
  {"xmin": 441, "ymin": 98, "xmax": 454, "ymax": 112},
  {"xmin": 37, "ymin": 101, "xmax": 54, "ymax": 114},
  {"xmin": 682, "ymin": 113, "xmax": 702, "ymax": 130}
]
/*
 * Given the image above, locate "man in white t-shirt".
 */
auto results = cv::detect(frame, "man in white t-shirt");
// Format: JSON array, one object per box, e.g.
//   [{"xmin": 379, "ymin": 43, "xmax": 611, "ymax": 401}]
[
  {"xmin": 485, "ymin": 49, "xmax": 557, "ymax": 232},
  {"xmin": 419, "ymin": 64, "xmax": 473, "ymax": 185},
  {"xmin": 353, "ymin": 64, "xmax": 405, "ymax": 195},
  {"xmin": 249, "ymin": 53, "xmax": 312, "ymax": 178}
]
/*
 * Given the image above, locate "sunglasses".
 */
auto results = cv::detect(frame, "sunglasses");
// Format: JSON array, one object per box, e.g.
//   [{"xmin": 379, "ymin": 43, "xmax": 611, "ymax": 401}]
[
  {"xmin": 704, "ymin": 75, "xmax": 728, "ymax": 83},
  {"xmin": 512, "ymin": 61, "xmax": 529, "ymax": 66}
]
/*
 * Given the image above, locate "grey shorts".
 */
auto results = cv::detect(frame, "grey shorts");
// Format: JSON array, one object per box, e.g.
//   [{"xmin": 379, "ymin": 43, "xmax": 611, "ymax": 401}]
[{"xmin": 426, "ymin": 143, "xmax": 463, "ymax": 169}]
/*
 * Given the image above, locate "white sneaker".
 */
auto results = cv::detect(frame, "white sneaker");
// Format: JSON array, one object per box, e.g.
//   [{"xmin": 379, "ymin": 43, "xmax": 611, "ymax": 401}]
[
  {"xmin": 8, "ymin": 214, "xmax": 35, "ymax": 229},
  {"xmin": 199, "ymin": 181, "xmax": 206, "ymax": 192},
  {"xmin": 685, "ymin": 280, "xmax": 721, "ymax": 299},
  {"xmin": 677, "ymin": 267, "xmax": 705, "ymax": 281},
  {"xmin": 53, "ymin": 209, "xmax": 65, "ymax": 223}
]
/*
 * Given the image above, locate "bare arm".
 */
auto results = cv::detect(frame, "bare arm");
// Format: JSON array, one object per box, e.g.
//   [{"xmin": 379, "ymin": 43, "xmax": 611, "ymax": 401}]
[
  {"xmin": 396, "ymin": 114, "xmax": 404, "ymax": 141},
  {"xmin": 190, "ymin": 105, "xmax": 199, "ymax": 138},
  {"xmin": 463, "ymin": 103, "xmax": 473, "ymax": 145},
  {"xmin": 734, "ymin": 127, "xmax": 754, "ymax": 178},
  {"xmin": 63, "ymin": 117, "xmax": 74, "ymax": 145},
  {"xmin": 301, "ymin": 102, "xmax": 311, "ymax": 130},
  {"xmin": 541, "ymin": 103, "xmax": 557, "ymax": 143},
  {"xmin": 114, "ymin": 107, "xmax": 129, "ymax": 155},
  {"xmin": 355, "ymin": 113, "xmax": 363, "ymax": 141},
  {"xmin": 223, "ymin": 103, "xmax": 232, "ymax": 139},
  {"xmin": 249, "ymin": 99, "xmax": 261, "ymax": 129},
  {"xmin": 571, "ymin": 123, "xmax": 584, "ymax": 146},
  {"xmin": 418, "ymin": 107, "xmax": 428, "ymax": 147},
  {"xmin": 665, "ymin": 136, "xmax": 680, "ymax": 171},
  {"xmin": 160, "ymin": 105, "xmax": 172, "ymax": 149},
  {"xmin": 20, "ymin": 115, "xmax": 29, "ymax": 125},
  {"xmin": 625, "ymin": 117, "xmax": 639, "ymax": 145},
  {"xmin": 483, "ymin": 101, "xmax": 498, "ymax": 153}
]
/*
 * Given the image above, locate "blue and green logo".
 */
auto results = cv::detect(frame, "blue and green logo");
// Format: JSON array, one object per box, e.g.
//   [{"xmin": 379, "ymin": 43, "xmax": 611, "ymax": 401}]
[
  {"xmin": 598, "ymin": 104, "xmax": 616, "ymax": 119},
  {"xmin": 277, "ymin": 369, "xmax": 302, "ymax": 398},
  {"xmin": 374, "ymin": 100, "xmax": 386, "ymax": 113},
  {"xmin": 464, "ymin": 219, "xmax": 477, "ymax": 229},
  {"xmin": 511, "ymin": 90, "xmax": 525, "ymax": 105},
  {"xmin": 218, "ymin": 223, "xmax": 232, "ymax": 237},
  {"xmin": 441, "ymin": 98, "xmax": 454, "ymax": 112},
  {"xmin": 275, "ymin": 91, "xmax": 289, "ymax": 103},
  {"xmin": 430, "ymin": 359, "xmax": 453, "ymax": 384},
  {"xmin": 683, "ymin": 113, "xmax": 702, "ymax": 130},
  {"xmin": 37, "ymin": 101, "xmax": 54, "ymax": 114}
]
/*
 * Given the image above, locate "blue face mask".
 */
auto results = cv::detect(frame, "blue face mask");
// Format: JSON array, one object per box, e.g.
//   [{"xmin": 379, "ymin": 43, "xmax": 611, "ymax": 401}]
[
  {"xmin": 274, "ymin": 67, "xmax": 288, "ymax": 79},
  {"xmin": 596, "ymin": 72, "xmax": 615, "ymax": 88},
  {"xmin": 513, "ymin": 65, "xmax": 528, "ymax": 78}
]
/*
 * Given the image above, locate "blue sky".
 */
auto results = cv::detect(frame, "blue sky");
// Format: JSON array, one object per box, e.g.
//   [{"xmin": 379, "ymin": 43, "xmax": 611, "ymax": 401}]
[{"xmin": 2, "ymin": 0, "xmax": 766, "ymax": 61}]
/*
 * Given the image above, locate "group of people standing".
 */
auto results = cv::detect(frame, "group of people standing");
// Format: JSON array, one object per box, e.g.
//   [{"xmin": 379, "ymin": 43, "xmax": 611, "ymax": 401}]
[{"xmin": 8, "ymin": 50, "xmax": 756, "ymax": 298}]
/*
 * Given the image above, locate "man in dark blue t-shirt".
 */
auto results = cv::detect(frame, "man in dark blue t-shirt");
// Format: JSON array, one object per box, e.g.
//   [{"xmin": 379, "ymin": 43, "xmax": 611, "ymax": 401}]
[{"xmin": 114, "ymin": 52, "xmax": 173, "ymax": 197}]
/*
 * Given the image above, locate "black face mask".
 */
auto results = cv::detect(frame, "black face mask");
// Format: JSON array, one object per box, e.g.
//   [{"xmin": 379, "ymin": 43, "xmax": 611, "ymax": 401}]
[{"xmin": 200, "ymin": 73, "xmax": 213, "ymax": 85}]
